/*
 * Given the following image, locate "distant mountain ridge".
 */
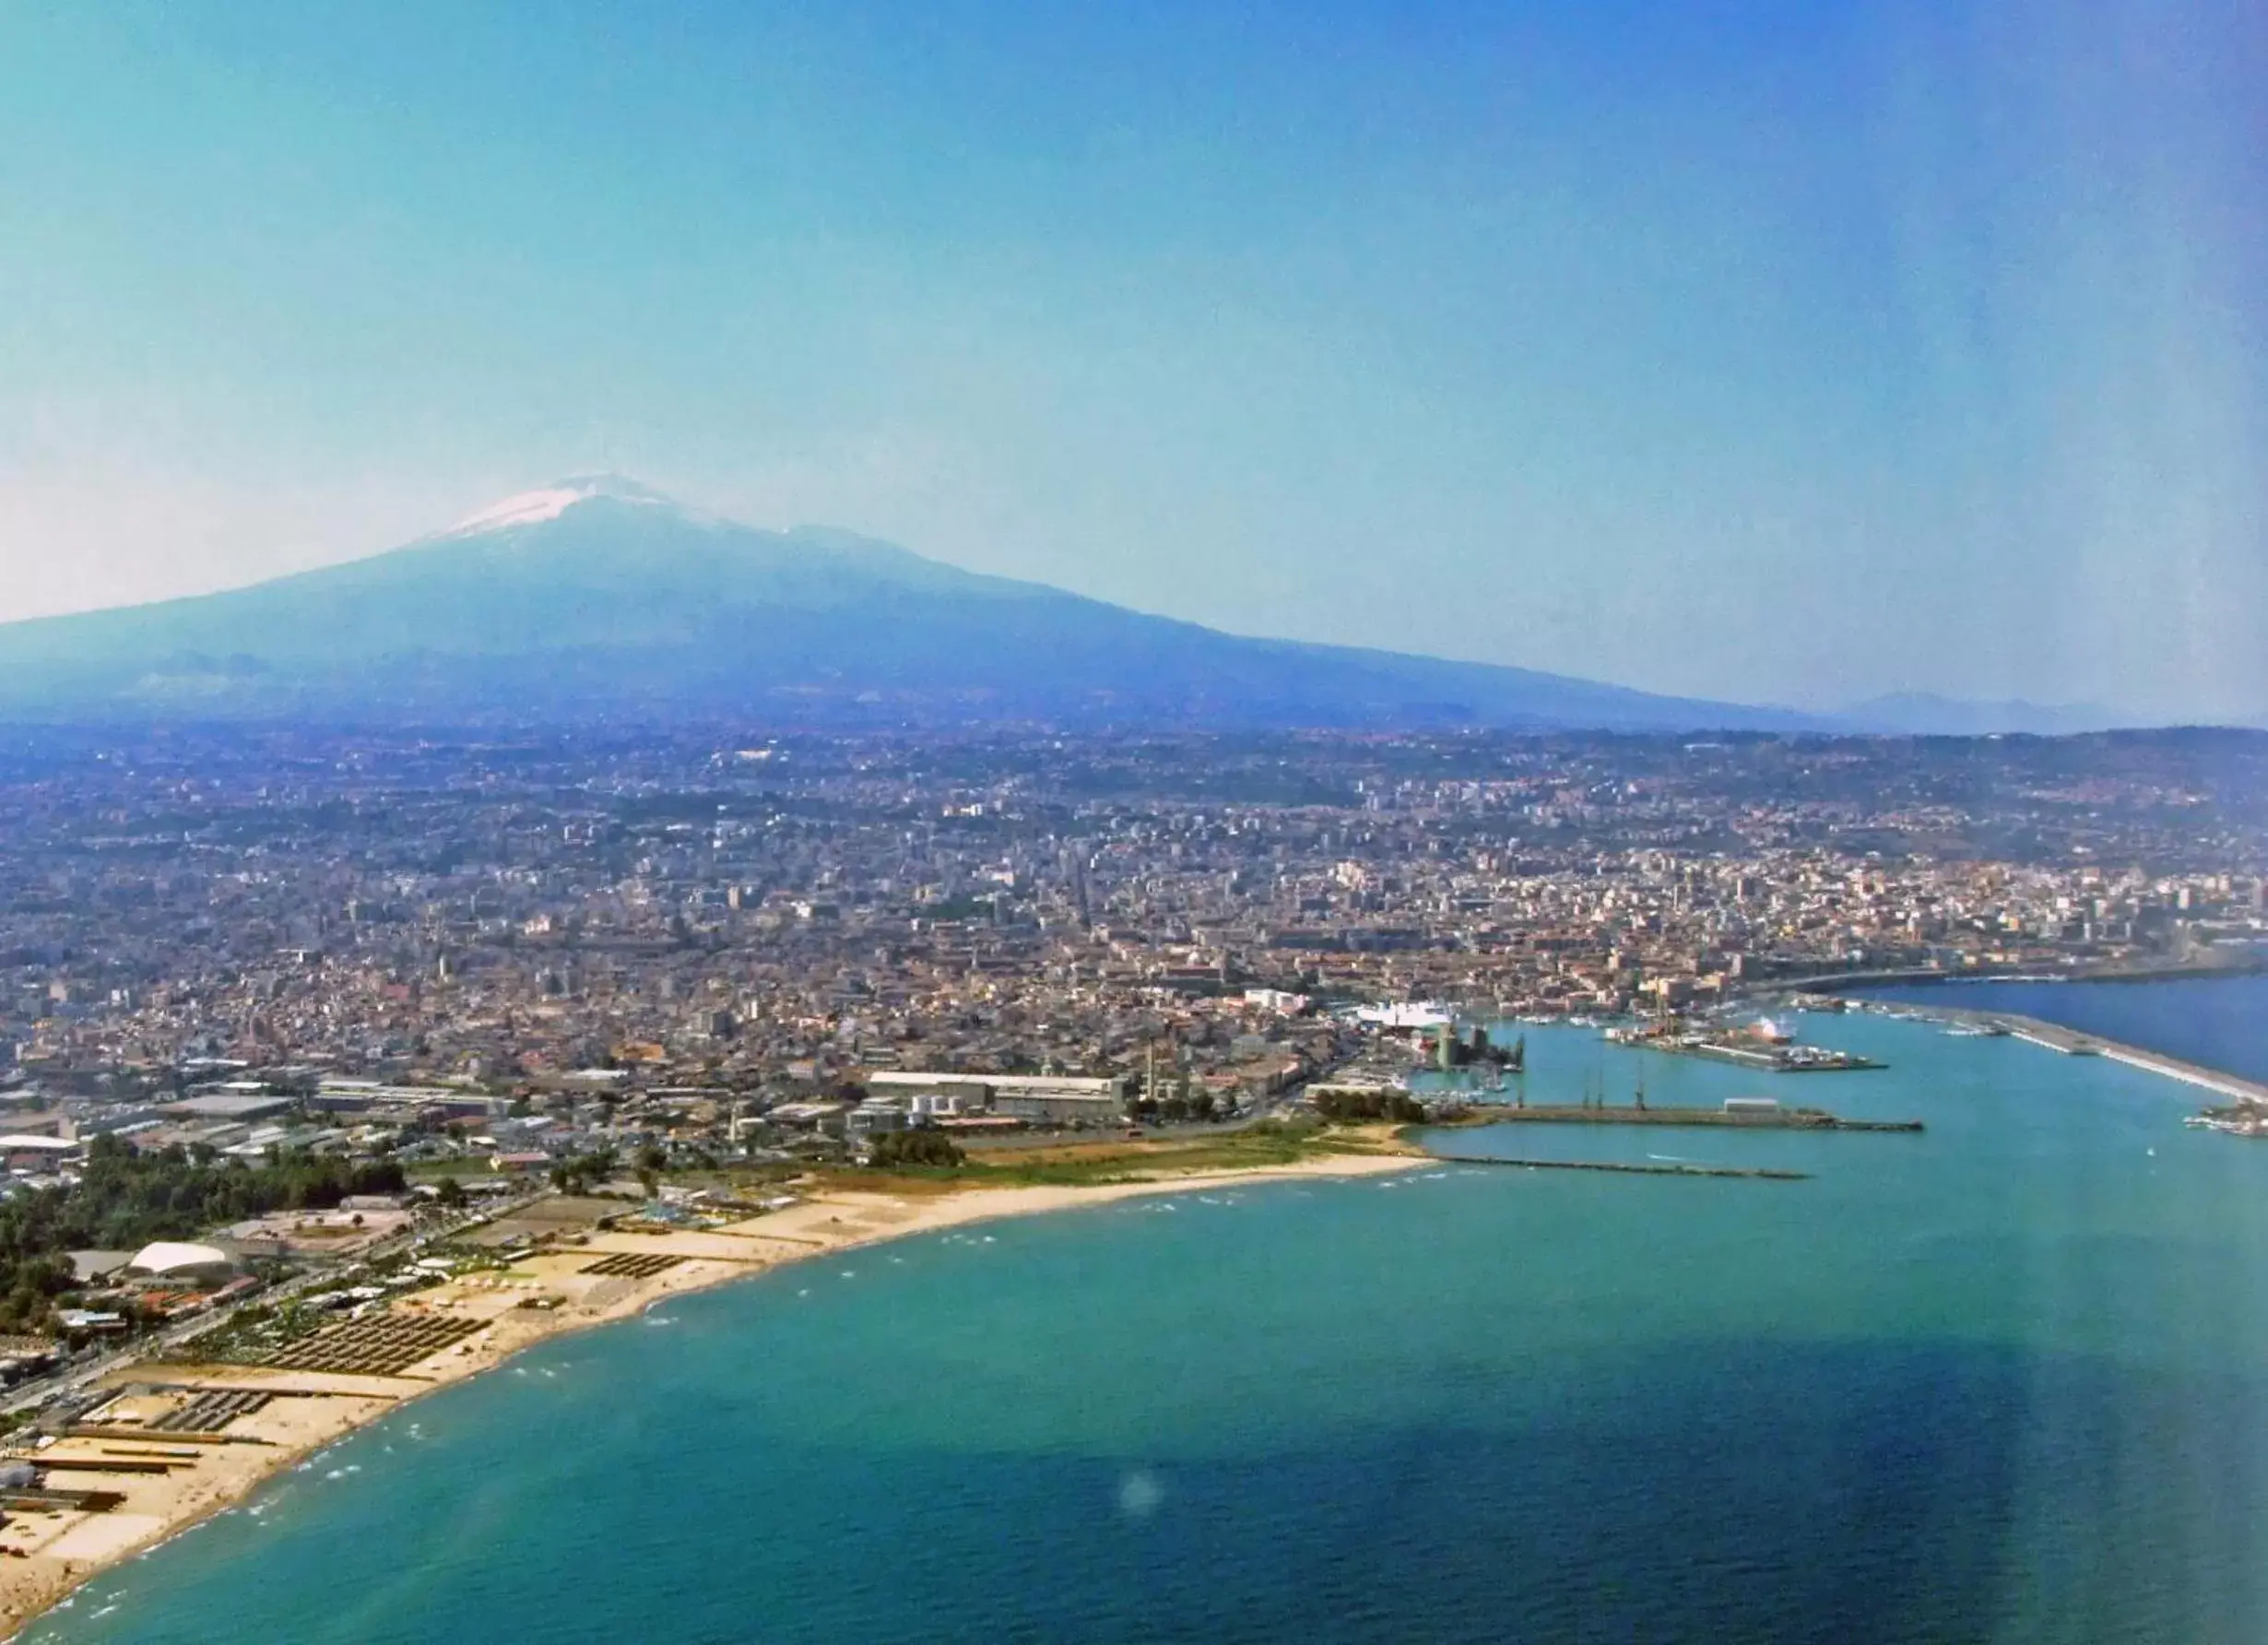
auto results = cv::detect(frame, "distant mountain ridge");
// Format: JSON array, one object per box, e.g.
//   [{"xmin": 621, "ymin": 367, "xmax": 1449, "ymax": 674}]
[
  {"xmin": 1840, "ymin": 692, "xmax": 2139, "ymax": 737},
  {"xmin": 0, "ymin": 477, "xmax": 1827, "ymax": 730}
]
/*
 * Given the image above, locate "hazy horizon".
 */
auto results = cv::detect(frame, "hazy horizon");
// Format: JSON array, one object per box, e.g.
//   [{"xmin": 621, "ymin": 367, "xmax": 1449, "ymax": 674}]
[{"xmin": 4, "ymin": 2, "xmax": 2262, "ymax": 721}]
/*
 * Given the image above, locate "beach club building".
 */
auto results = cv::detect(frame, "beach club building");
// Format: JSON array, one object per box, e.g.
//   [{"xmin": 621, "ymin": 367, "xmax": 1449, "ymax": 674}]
[{"xmin": 124, "ymin": 1241, "xmax": 241, "ymax": 1285}]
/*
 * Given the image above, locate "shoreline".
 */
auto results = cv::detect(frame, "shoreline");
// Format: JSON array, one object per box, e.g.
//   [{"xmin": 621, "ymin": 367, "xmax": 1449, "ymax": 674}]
[{"xmin": 0, "ymin": 1147, "xmax": 1423, "ymax": 1635}]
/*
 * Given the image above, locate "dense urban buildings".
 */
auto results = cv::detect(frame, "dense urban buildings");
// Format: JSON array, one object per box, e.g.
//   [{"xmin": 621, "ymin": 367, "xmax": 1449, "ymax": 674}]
[{"xmin": 0, "ymin": 725, "xmax": 2259, "ymax": 1179}]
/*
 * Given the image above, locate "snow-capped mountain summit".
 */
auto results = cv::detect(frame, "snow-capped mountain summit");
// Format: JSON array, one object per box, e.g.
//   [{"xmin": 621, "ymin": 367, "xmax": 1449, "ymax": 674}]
[
  {"xmin": 0, "ymin": 479, "xmax": 1815, "ymax": 730},
  {"xmin": 440, "ymin": 475, "xmax": 687, "ymax": 538}
]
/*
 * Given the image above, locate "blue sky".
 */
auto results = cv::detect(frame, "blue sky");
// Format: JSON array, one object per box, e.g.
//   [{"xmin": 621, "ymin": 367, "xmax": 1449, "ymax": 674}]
[{"xmin": 2, "ymin": 0, "xmax": 2262, "ymax": 719}]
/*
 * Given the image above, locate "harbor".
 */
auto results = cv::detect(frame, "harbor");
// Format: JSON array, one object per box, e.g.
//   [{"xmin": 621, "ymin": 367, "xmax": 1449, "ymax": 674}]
[{"xmin": 22, "ymin": 1009, "xmax": 2268, "ymax": 1645}]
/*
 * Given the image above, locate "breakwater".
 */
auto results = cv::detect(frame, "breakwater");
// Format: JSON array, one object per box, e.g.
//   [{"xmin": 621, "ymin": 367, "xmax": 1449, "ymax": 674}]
[
  {"xmin": 1454, "ymin": 1104, "xmax": 1921, "ymax": 1132},
  {"xmin": 1428, "ymin": 1154, "xmax": 1812, "ymax": 1181},
  {"xmin": 1866, "ymin": 1002, "xmax": 2268, "ymax": 1107}
]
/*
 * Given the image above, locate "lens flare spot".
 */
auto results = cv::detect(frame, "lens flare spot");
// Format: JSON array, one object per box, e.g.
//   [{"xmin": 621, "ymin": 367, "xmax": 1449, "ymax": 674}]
[{"xmin": 1116, "ymin": 1470, "xmax": 1164, "ymax": 1520}]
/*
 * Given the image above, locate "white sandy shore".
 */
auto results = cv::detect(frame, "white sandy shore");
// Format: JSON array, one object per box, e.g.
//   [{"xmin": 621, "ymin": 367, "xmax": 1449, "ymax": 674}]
[{"xmin": 0, "ymin": 1149, "xmax": 1421, "ymax": 1633}]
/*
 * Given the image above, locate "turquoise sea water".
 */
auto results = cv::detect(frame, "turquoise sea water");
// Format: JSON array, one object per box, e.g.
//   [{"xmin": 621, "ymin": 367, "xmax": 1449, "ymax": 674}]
[
  {"xmin": 1856, "ymin": 973, "xmax": 2268, "ymax": 1085},
  {"xmin": 30, "ymin": 1014, "xmax": 2268, "ymax": 1644}
]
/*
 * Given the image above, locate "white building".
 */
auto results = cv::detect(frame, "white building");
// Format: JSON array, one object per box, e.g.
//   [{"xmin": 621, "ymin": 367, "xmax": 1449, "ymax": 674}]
[
  {"xmin": 125, "ymin": 1241, "xmax": 239, "ymax": 1284},
  {"xmin": 864, "ymin": 1071, "xmax": 1128, "ymax": 1125}
]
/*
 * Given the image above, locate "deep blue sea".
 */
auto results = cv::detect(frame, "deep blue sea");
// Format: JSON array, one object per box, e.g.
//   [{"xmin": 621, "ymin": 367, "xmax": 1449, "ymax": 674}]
[
  {"xmin": 30, "ymin": 1012, "xmax": 2268, "ymax": 1644},
  {"xmin": 1854, "ymin": 973, "xmax": 2268, "ymax": 1085}
]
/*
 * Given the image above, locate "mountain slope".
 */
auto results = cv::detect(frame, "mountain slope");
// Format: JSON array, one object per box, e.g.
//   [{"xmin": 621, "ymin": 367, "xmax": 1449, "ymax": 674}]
[{"xmin": 0, "ymin": 477, "xmax": 1820, "ymax": 730}]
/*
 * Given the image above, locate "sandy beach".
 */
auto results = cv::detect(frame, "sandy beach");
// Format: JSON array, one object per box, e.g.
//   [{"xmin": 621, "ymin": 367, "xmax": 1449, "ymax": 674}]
[{"xmin": 0, "ymin": 1147, "xmax": 1420, "ymax": 1634}]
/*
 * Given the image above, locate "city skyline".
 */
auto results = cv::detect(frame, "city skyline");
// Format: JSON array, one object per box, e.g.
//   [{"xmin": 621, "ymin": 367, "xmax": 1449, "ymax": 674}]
[{"xmin": 4, "ymin": 1, "xmax": 2263, "ymax": 720}]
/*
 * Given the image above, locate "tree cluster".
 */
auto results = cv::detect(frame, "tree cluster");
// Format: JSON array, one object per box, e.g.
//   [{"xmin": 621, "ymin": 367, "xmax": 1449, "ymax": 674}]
[
  {"xmin": 548, "ymin": 1149, "xmax": 619, "ymax": 1195},
  {"xmin": 867, "ymin": 1130, "xmax": 965, "ymax": 1169},
  {"xmin": 1309, "ymin": 1087, "xmax": 1429, "ymax": 1124},
  {"xmin": 1128, "ymin": 1090, "xmax": 1226, "ymax": 1125},
  {"xmin": 0, "ymin": 1133, "xmax": 406, "ymax": 1334}
]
